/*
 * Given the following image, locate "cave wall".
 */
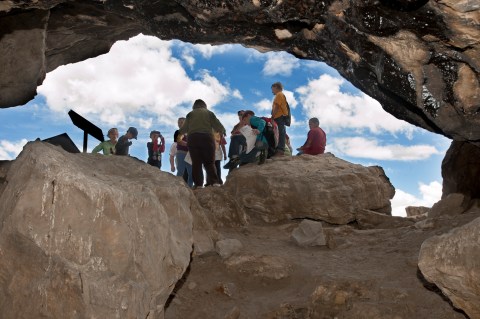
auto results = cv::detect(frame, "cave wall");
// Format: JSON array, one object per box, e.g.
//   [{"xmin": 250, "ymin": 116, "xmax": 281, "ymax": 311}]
[{"xmin": 0, "ymin": 0, "xmax": 479, "ymax": 143}]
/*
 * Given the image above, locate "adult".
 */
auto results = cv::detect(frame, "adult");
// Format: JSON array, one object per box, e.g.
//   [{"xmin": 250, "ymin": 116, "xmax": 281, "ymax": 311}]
[
  {"xmin": 169, "ymin": 131, "xmax": 179, "ymax": 173},
  {"xmin": 179, "ymin": 99, "xmax": 226, "ymax": 188},
  {"xmin": 214, "ymin": 131, "xmax": 227, "ymax": 184},
  {"xmin": 115, "ymin": 127, "xmax": 138, "ymax": 156},
  {"xmin": 271, "ymin": 82, "xmax": 288, "ymax": 157},
  {"xmin": 147, "ymin": 130, "xmax": 165, "ymax": 169},
  {"xmin": 297, "ymin": 117, "xmax": 326, "ymax": 155},
  {"xmin": 239, "ymin": 110, "xmax": 268, "ymax": 165},
  {"xmin": 175, "ymin": 117, "xmax": 193, "ymax": 187},
  {"xmin": 92, "ymin": 127, "xmax": 118, "ymax": 155},
  {"xmin": 224, "ymin": 110, "xmax": 247, "ymax": 169}
]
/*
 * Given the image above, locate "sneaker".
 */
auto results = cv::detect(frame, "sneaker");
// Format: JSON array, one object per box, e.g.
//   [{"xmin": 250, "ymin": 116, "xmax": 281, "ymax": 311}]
[
  {"xmin": 224, "ymin": 157, "xmax": 239, "ymax": 169},
  {"xmin": 212, "ymin": 183, "xmax": 221, "ymax": 187}
]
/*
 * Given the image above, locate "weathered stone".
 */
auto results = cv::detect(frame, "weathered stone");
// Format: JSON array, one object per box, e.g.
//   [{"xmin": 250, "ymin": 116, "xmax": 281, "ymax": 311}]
[
  {"xmin": 218, "ymin": 154, "xmax": 394, "ymax": 225},
  {"xmin": 442, "ymin": 141, "xmax": 480, "ymax": 199},
  {"xmin": 356, "ymin": 209, "xmax": 416, "ymax": 229},
  {"xmin": 291, "ymin": 219, "xmax": 326, "ymax": 247},
  {"xmin": 428, "ymin": 193, "xmax": 469, "ymax": 218},
  {"xmin": 406, "ymin": 206, "xmax": 430, "ymax": 217},
  {"xmin": 0, "ymin": 1, "xmax": 479, "ymax": 144},
  {"xmin": 419, "ymin": 216, "xmax": 480, "ymax": 319},
  {"xmin": 225, "ymin": 254, "xmax": 292, "ymax": 280},
  {"xmin": 215, "ymin": 238, "xmax": 243, "ymax": 259},
  {"xmin": 192, "ymin": 230, "xmax": 215, "ymax": 257},
  {"xmin": 0, "ymin": 142, "xmax": 194, "ymax": 319}
]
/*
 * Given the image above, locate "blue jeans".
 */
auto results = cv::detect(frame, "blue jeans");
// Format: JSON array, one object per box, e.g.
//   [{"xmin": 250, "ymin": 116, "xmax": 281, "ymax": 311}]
[
  {"xmin": 176, "ymin": 151, "xmax": 193, "ymax": 187},
  {"xmin": 239, "ymin": 141, "xmax": 267, "ymax": 164},
  {"xmin": 228, "ymin": 134, "xmax": 246, "ymax": 158},
  {"xmin": 274, "ymin": 116, "xmax": 286, "ymax": 152}
]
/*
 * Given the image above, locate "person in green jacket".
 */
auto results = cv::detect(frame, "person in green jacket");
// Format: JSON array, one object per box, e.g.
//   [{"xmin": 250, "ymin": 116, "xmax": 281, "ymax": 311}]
[
  {"xmin": 179, "ymin": 99, "xmax": 226, "ymax": 188},
  {"xmin": 92, "ymin": 128, "xmax": 118, "ymax": 155}
]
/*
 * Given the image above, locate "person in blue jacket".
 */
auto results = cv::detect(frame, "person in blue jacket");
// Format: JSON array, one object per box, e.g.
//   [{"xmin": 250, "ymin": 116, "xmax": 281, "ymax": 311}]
[{"xmin": 240, "ymin": 110, "xmax": 268, "ymax": 165}]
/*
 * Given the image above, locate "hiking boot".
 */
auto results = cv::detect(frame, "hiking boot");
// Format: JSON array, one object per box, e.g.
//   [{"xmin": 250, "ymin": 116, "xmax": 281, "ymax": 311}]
[
  {"xmin": 224, "ymin": 157, "xmax": 239, "ymax": 169},
  {"xmin": 258, "ymin": 150, "xmax": 266, "ymax": 165}
]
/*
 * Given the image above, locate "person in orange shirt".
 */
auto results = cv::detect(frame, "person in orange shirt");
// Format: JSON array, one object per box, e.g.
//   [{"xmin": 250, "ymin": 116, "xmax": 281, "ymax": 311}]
[{"xmin": 271, "ymin": 82, "xmax": 288, "ymax": 157}]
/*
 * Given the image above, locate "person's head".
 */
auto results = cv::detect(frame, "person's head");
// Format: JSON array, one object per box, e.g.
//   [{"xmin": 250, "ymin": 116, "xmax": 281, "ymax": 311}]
[
  {"xmin": 150, "ymin": 130, "xmax": 160, "ymax": 139},
  {"xmin": 177, "ymin": 117, "xmax": 186, "ymax": 128},
  {"xmin": 271, "ymin": 82, "xmax": 283, "ymax": 95},
  {"xmin": 309, "ymin": 117, "xmax": 320, "ymax": 129},
  {"xmin": 173, "ymin": 130, "xmax": 180, "ymax": 142},
  {"xmin": 192, "ymin": 99, "xmax": 207, "ymax": 109},
  {"xmin": 126, "ymin": 127, "xmax": 138, "ymax": 139},
  {"xmin": 107, "ymin": 128, "xmax": 119, "ymax": 141},
  {"xmin": 237, "ymin": 110, "xmax": 245, "ymax": 119},
  {"xmin": 242, "ymin": 110, "xmax": 255, "ymax": 124}
]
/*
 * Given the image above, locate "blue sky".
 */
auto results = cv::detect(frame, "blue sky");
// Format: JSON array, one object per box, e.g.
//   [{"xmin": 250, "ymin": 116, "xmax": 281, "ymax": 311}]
[{"xmin": 0, "ymin": 34, "xmax": 451, "ymax": 216}]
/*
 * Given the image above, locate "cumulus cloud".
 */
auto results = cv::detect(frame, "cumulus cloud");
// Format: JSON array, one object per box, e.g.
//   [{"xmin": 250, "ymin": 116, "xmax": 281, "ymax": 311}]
[
  {"xmin": 0, "ymin": 139, "xmax": 28, "ymax": 160},
  {"xmin": 190, "ymin": 43, "xmax": 236, "ymax": 59},
  {"xmin": 262, "ymin": 51, "xmax": 300, "ymax": 76},
  {"xmin": 296, "ymin": 74, "xmax": 415, "ymax": 135},
  {"xmin": 38, "ymin": 35, "xmax": 236, "ymax": 129},
  {"xmin": 391, "ymin": 181, "xmax": 442, "ymax": 216},
  {"xmin": 331, "ymin": 137, "xmax": 440, "ymax": 161}
]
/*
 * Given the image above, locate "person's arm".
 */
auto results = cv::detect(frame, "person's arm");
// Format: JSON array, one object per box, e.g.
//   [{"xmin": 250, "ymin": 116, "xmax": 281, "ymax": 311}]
[
  {"xmin": 91, "ymin": 142, "xmax": 104, "ymax": 154},
  {"xmin": 250, "ymin": 117, "xmax": 265, "ymax": 135},
  {"xmin": 220, "ymin": 137, "xmax": 227, "ymax": 160},
  {"xmin": 169, "ymin": 154, "xmax": 175, "ymax": 172},
  {"xmin": 115, "ymin": 137, "xmax": 131, "ymax": 154},
  {"xmin": 211, "ymin": 112, "xmax": 226, "ymax": 136},
  {"xmin": 159, "ymin": 135, "xmax": 166, "ymax": 153},
  {"xmin": 297, "ymin": 132, "xmax": 311, "ymax": 151}
]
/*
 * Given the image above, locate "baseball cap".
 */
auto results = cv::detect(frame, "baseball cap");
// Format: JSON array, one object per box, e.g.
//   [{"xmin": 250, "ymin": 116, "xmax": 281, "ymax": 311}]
[{"xmin": 127, "ymin": 127, "xmax": 138, "ymax": 139}]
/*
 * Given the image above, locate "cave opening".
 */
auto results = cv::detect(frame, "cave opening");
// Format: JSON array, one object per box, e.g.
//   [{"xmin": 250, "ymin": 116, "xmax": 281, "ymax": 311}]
[{"xmin": 0, "ymin": 34, "xmax": 450, "ymax": 216}]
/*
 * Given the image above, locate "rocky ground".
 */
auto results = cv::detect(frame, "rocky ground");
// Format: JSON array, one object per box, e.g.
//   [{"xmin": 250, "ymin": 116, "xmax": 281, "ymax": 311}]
[{"xmin": 165, "ymin": 200, "xmax": 480, "ymax": 319}]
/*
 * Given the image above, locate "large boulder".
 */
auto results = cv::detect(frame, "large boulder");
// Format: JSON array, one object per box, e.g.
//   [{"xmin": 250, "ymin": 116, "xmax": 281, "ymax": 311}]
[
  {"xmin": 199, "ymin": 154, "xmax": 395, "ymax": 225},
  {"xmin": 442, "ymin": 141, "xmax": 480, "ymax": 199},
  {"xmin": 418, "ymin": 215, "xmax": 480, "ymax": 319},
  {"xmin": 0, "ymin": 142, "xmax": 195, "ymax": 318}
]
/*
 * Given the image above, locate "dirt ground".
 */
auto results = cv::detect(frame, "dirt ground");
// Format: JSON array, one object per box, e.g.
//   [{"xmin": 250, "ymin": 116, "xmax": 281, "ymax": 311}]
[{"xmin": 164, "ymin": 211, "xmax": 480, "ymax": 319}]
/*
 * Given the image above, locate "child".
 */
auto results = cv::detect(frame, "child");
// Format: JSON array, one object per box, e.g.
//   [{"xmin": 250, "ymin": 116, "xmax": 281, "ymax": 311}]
[
  {"xmin": 115, "ymin": 127, "xmax": 138, "ymax": 156},
  {"xmin": 147, "ymin": 130, "xmax": 165, "ymax": 169},
  {"xmin": 92, "ymin": 128, "xmax": 118, "ymax": 155}
]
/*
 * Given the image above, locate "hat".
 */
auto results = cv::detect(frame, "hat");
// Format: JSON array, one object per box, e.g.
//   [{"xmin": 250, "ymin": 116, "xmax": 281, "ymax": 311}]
[{"xmin": 127, "ymin": 127, "xmax": 138, "ymax": 139}]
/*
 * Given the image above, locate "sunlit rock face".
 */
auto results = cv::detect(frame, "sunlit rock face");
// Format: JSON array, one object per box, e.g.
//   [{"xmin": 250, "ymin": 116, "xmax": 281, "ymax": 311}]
[
  {"xmin": 419, "ymin": 214, "xmax": 480, "ymax": 319},
  {"xmin": 195, "ymin": 154, "xmax": 395, "ymax": 225},
  {"xmin": 0, "ymin": 142, "xmax": 194, "ymax": 318},
  {"xmin": 0, "ymin": 0, "xmax": 479, "ymax": 142}
]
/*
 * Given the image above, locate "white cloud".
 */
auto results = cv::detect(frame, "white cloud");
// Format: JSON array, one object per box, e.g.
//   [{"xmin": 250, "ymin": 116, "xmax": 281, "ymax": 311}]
[
  {"xmin": 38, "ymin": 35, "xmax": 235, "ymax": 129},
  {"xmin": 254, "ymin": 98, "xmax": 272, "ymax": 111},
  {"xmin": 0, "ymin": 139, "xmax": 28, "ymax": 160},
  {"xmin": 190, "ymin": 43, "xmax": 236, "ymax": 59},
  {"xmin": 391, "ymin": 181, "xmax": 442, "ymax": 216},
  {"xmin": 331, "ymin": 137, "xmax": 440, "ymax": 161},
  {"xmin": 232, "ymin": 89, "xmax": 243, "ymax": 100},
  {"xmin": 296, "ymin": 74, "xmax": 415, "ymax": 135},
  {"xmin": 262, "ymin": 51, "xmax": 300, "ymax": 76}
]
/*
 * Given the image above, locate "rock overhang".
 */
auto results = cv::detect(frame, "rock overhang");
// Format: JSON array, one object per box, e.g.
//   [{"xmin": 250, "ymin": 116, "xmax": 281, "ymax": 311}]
[{"xmin": 0, "ymin": 0, "xmax": 479, "ymax": 143}]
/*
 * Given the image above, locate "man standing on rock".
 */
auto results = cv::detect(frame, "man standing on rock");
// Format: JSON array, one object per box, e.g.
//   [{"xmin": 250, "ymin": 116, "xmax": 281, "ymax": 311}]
[
  {"xmin": 297, "ymin": 118, "xmax": 326, "ymax": 155},
  {"xmin": 271, "ymin": 82, "xmax": 289, "ymax": 157},
  {"xmin": 179, "ymin": 99, "xmax": 226, "ymax": 188},
  {"xmin": 115, "ymin": 127, "xmax": 138, "ymax": 156}
]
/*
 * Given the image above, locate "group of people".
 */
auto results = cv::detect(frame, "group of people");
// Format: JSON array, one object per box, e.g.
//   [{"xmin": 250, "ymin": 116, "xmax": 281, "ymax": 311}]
[{"xmin": 91, "ymin": 82, "xmax": 327, "ymax": 189}]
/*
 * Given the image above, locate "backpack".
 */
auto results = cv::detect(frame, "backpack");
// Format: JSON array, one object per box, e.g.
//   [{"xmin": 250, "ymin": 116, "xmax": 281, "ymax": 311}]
[
  {"xmin": 285, "ymin": 101, "xmax": 291, "ymax": 127},
  {"xmin": 259, "ymin": 117, "xmax": 278, "ymax": 158}
]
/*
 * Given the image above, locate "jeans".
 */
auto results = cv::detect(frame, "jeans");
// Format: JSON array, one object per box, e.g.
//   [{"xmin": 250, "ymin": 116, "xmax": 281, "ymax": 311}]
[
  {"xmin": 239, "ymin": 140, "xmax": 267, "ymax": 164},
  {"xmin": 274, "ymin": 116, "xmax": 286, "ymax": 152},
  {"xmin": 176, "ymin": 151, "xmax": 193, "ymax": 187},
  {"xmin": 188, "ymin": 133, "xmax": 219, "ymax": 187},
  {"xmin": 228, "ymin": 134, "xmax": 246, "ymax": 158}
]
